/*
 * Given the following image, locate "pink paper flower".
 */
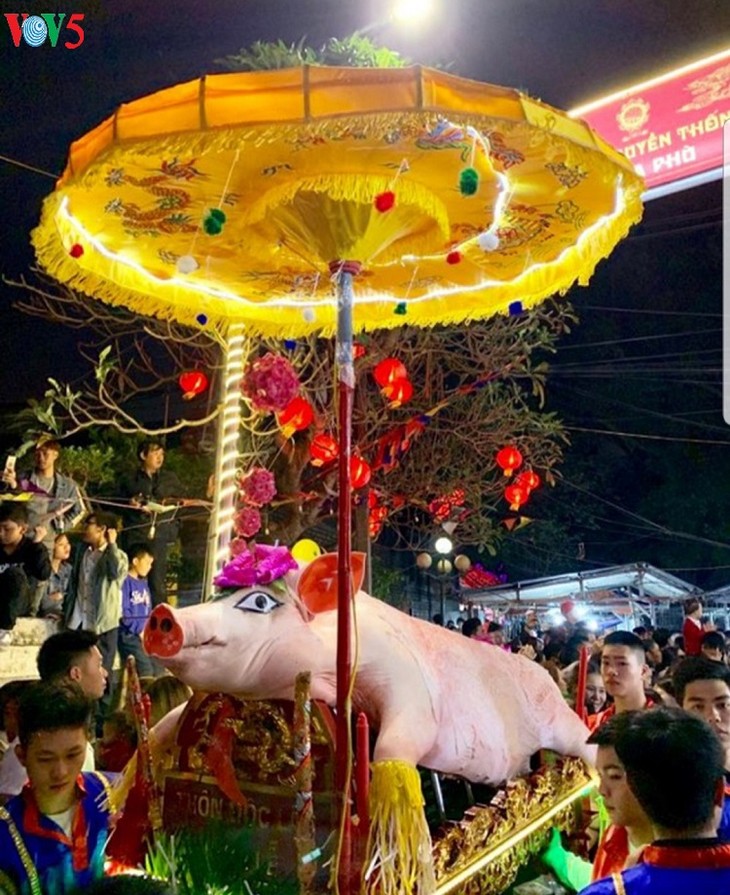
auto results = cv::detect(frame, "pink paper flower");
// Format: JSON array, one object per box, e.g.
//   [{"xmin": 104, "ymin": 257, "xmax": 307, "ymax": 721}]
[
  {"xmin": 234, "ymin": 507, "xmax": 262, "ymax": 539},
  {"xmin": 241, "ymin": 352, "xmax": 300, "ymax": 413},
  {"xmin": 229, "ymin": 537, "xmax": 248, "ymax": 557},
  {"xmin": 214, "ymin": 543, "xmax": 298, "ymax": 589},
  {"xmin": 239, "ymin": 467, "xmax": 276, "ymax": 507}
]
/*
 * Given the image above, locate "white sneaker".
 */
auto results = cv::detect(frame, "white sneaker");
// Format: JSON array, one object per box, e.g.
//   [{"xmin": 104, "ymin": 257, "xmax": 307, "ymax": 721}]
[{"xmin": 0, "ymin": 630, "xmax": 13, "ymax": 646}]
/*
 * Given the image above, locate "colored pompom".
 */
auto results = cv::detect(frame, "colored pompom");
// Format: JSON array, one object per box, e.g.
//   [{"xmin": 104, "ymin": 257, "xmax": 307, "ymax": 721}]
[
  {"xmin": 69, "ymin": 243, "xmax": 84, "ymax": 259},
  {"xmin": 203, "ymin": 208, "xmax": 227, "ymax": 235},
  {"xmin": 303, "ymin": 308, "xmax": 316, "ymax": 323},
  {"xmin": 196, "ymin": 313, "xmax": 208, "ymax": 326},
  {"xmin": 446, "ymin": 250, "xmax": 462, "ymax": 265},
  {"xmin": 394, "ymin": 302, "xmax": 407, "ymax": 315},
  {"xmin": 374, "ymin": 190, "xmax": 396, "ymax": 213},
  {"xmin": 459, "ymin": 167, "xmax": 479, "ymax": 196},
  {"xmin": 284, "ymin": 339, "xmax": 297, "ymax": 351},
  {"xmin": 176, "ymin": 254, "xmax": 199, "ymax": 274},
  {"xmin": 477, "ymin": 231, "xmax": 500, "ymax": 252},
  {"xmin": 203, "ymin": 216, "xmax": 222, "ymax": 236},
  {"xmin": 508, "ymin": 301, "xmax": 524, "ymax": 317}
]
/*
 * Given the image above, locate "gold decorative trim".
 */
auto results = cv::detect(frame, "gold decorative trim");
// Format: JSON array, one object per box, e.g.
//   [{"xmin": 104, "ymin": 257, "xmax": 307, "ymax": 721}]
[
  {"xmin": 0, "ymin": 807, "xmax": 42, "ymax": 895},
  {"xmin": 433, "ymin": 758, "xmax": 594, "ymax": 895}
]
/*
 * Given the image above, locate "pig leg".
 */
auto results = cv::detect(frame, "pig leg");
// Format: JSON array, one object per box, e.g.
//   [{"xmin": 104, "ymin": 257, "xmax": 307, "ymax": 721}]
[
  {"xmin": 530, "ymin": 681, "xmax": 596, "ymax": 767},
  {"xmin": 371, "ymin": 707, "xmax": 439, "ymax": 767}
]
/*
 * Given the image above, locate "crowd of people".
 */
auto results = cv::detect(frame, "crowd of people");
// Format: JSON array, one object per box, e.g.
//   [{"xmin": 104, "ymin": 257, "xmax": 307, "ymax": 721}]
[
  {"xmin": 448, "ymin": 597, "xmax": 730, "ymax": 892},
  {"xmin": 2, "ymin": 441, "xmax": 730, "ymax": 893},
  {"xmin": 0, "ymin": 438, "xmax": 184, "ymax": 675}
]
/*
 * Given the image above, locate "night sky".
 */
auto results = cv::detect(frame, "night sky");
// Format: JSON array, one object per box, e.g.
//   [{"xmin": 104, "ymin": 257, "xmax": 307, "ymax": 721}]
[{"xmin": 1, "ymin": 0, "xmax": 729, "ymax": 583}]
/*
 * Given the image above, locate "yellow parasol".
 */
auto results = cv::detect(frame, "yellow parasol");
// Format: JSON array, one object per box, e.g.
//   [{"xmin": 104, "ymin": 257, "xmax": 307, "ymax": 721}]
[
  {"xmin": 33, "ymin": 64, "xmax": 642, "ymax": 895},
  {"xmin": 33, "ymin": 65, "xmax": 642, "ymax": 338}
]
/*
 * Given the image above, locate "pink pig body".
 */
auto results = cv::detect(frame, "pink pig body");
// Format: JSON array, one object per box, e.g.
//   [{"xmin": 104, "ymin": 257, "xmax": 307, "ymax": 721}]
[{"xmin": 144, "ymin": 583, "xmax": 593, "ymax": 784}]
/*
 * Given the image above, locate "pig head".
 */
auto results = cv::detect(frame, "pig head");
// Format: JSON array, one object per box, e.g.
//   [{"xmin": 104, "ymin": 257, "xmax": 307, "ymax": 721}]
[{"xmin": 144, "ymin": 552, "xmax": 593, "ymax": 784}]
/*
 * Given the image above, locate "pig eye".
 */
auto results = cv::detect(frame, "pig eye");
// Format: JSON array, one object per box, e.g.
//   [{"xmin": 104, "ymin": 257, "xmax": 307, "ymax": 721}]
[{"xmin": 234, "ymin": 590, "xmax": 281, "ymax": 614}]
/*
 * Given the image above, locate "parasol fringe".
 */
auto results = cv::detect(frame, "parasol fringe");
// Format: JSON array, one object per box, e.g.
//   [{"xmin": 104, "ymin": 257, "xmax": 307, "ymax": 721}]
[{"xmin": 31, "ymin": 173, "xmax": 642, "ymax": 340}]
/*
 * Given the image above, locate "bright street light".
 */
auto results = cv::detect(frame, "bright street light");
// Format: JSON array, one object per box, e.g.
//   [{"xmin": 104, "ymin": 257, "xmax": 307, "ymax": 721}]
[
  {"xmin": 392, "ymin": 0, "xmax": 435, "ymax": 25},
  {"xmin": 434, "ymin": 536, "xmax": 453, "ymax": 555}
]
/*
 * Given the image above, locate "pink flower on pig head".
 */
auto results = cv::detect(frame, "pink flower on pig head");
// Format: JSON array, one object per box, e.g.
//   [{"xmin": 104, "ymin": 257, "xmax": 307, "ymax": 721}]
[
  {"xmin": 241, "ymin": 352, "xmax": 300, "ymax": 413},
  {"xmin": 239, "ymin": 467, "xmax": 276, "ymax": 507},
  {"xmin": 234, "ymin": 507, "xmax": 262, "ymax": 539},
  {"xmin": 214, "ymin": 543, "xmax": 298, "ymax": 589}
]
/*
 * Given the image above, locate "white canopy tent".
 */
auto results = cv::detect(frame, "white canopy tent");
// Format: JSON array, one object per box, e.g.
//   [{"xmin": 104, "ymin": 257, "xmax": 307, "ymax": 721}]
[{"xmin": 461, "ymin": 562, "xmax": 699, "ymax": 626}]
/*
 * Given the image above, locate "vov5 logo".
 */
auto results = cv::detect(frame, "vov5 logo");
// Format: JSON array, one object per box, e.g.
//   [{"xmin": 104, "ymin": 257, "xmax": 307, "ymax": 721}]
[{"xmin": 4, "ymin": 13, "xmax": 85, "ymax": 49}]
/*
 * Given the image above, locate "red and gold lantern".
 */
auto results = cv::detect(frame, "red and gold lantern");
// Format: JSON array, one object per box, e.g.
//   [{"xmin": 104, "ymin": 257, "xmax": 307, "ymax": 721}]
[
  {"xmin": 516, "ymin": 469, "xmax": 541, "ymax": 492},
  {"xmin": 495, "ymin": 445, "xmax": 523, "ymax": 477},
  {"xmin": 309, "ymin": 433, "xmax": 339, "ymax": 467},
  {"xmin": 277, "ymin": 396, "xmax": 314, "ymax": 439},
  {"xmin": 504, "ymin": 482, "xmax": 529, "ymax": 511},
  {"xmin": 382, "ymin": 376, "xmax": 413, "ymax": 408},
  {"xmin": 350, "ymin": 456, "xmax": 372, "ymax": 490},
  {"xmin": 373, "ymin": 357, "xmax": 407, "ymax": 388},
  {"xmin": 178, "ymin": 370, "xmax": 209, "ymax": 400}
]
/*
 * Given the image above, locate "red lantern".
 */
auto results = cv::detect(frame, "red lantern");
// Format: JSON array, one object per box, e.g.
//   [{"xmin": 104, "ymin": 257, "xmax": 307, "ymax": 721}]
[
  {"xmin": 309, "ymin": 433, "xmax": 339, "ymax": 467},
  {"xmin": 382, "ymin": 376, "xmax": 413, "ymax": 408},
  {"xmin": 495, "ymin": 445, "xmax": 523, "ymax": 477},
  {"xmin": 277, "ymin": 396, "xmax": 314, "ymax": 438},
  {"xmin": 373, "ymin": 358, "xmax": 407, "ymax": 388},
  {"xmin": 504, "ymin": 483, "xmax": 529, "ymax": 512},
  {"xmin": 369, "ymin": 505, "xmax": 388, "ymax": 538},
  {"xmin": 178, "ymin": 370, "xmax": 209, "ymax": 400},
  {"xmin": 350, "ymin": 456, "xmax": 372, "ymax": 490},
  {"xmin": 516, "ymin": 470, "xmax": 541, "ymax": 492}
]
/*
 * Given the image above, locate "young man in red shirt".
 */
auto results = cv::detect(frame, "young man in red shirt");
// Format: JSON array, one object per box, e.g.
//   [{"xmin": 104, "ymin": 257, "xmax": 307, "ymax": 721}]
[{"xmin": 588, "ymin": 631, "xmax": 652, "ymax": 732}]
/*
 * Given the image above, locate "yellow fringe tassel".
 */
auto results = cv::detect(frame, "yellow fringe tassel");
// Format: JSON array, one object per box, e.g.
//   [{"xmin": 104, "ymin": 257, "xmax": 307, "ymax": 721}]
[
  {"xmin": 363, "ymin": 760, "xmax": 435, "ymax": 895},
  {"xmin": 107, "ymin": 753, "xmax": 138, "ymax": 817}
]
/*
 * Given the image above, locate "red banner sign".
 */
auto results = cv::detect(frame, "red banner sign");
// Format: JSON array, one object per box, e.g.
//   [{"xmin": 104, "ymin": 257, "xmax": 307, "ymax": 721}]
[{"xmin": 571, "ymin": 49, "xmax": 730, "ymax": 190}]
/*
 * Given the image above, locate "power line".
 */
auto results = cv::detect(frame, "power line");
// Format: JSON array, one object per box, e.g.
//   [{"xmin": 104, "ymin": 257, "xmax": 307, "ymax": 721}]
[
  {"xmin": 560, "ymin": 478, "xmax": 730, "ymax": 553},
  {"xmin": 578, "ymin": 304, "xmax": 721, "ymax": 319},
  {"xmin": 557, "ymin": 328, "xmax": 721, "ymax": 351},
  {"xmin": 0, "ymin": 153, "xmax": 58, "ymax": 180},
  {"xmin": 565, "ymin": 425, "xmax": 730, "ymax": 445}
]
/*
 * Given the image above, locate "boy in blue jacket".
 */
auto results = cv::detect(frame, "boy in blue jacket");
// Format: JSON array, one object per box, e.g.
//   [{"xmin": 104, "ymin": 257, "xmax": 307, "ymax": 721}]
[{"xmin": 118, "ymin": 543, "xmax": 158, "ymax": 677}]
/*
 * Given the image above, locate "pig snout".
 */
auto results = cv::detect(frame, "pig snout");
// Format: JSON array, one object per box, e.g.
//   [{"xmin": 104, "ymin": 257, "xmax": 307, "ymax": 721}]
[{"xmin": 144, "ymin": 604, "xmax": 184, "ymax": 658}]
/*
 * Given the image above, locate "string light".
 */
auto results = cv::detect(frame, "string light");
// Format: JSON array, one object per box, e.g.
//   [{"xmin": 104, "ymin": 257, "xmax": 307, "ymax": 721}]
[{"xmin": 208, "ymin": 324, "xmax": 245, "ymax": 580}]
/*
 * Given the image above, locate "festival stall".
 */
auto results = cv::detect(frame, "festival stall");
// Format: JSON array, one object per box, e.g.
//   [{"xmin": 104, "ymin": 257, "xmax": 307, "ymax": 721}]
[
  {"xmin": 464, "ymin": 562, "xmax": 698, "ymax": 630},
  {"xmin": 33, "ymin": 65, "xmax": 642, "ymax": 894}
]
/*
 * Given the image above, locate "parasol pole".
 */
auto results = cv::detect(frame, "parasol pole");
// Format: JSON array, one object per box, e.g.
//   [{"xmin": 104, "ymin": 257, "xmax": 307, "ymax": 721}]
[
  {"xmin": 332, "ymin": 260, "xmax": 360, "ymax": 892},
  {"xmin": 203, "ymin": 323, "xmax": 245, "ymax": 599}
]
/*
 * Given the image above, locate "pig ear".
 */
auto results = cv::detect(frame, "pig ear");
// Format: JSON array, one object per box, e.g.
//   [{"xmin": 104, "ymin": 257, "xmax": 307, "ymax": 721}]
[{"xmin": 297, "ymin": 552, "xmax": 366, "ymax": 614}]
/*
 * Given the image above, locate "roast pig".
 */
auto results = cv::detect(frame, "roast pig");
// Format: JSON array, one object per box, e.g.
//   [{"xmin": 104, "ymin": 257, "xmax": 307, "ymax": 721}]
[{"xmin": 143, "ymin": 552, "xmax": 593, "ymax": 783}]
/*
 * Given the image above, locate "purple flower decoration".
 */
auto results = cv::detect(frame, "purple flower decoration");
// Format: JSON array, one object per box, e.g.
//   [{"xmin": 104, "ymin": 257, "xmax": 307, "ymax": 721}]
[
  {"xmin": 241, "ymin": 352, "xmax": 300, "ymax": 413},
  {"xmin": 239, "ymin": 467, "xmax": 276, "ymax": 507},
  {"xmin": 214, "ymin": 543, "xmax": 298, "ymax": 589}
]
